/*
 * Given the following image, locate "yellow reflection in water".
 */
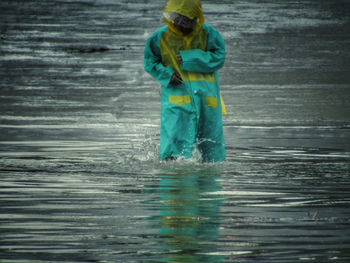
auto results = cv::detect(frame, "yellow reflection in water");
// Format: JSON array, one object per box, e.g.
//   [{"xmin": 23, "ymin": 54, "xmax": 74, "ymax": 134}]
[{"xmin": 158, "ymin": 172, "xmax": 223, "ymax": 263}]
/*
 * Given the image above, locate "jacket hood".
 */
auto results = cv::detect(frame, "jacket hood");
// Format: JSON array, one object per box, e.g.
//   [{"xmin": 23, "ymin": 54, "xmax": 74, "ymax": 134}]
[{"xmin": 163, "ymin": 0, "xmax": 205, "ymax": 36}]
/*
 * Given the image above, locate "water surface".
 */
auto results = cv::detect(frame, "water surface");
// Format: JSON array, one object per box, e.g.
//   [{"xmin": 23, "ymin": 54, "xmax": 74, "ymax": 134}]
[{"xmin": 1, "ymin": 0, "xmax": 350, "ymax": 262}]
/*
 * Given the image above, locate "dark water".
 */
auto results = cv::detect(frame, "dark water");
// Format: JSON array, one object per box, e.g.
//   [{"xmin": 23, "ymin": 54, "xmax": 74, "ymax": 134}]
[{"xmin": 1, "ymin": 0, "xmax": 350, "ymax": 262}]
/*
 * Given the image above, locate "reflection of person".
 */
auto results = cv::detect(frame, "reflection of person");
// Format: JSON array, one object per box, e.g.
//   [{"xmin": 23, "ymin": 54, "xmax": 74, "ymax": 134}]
[
  {"xmin": 144, "ymin": 0, "xmax": 226, "ymax": 162},
  {"xmin": 159, "ymin": 173, "xmax": 223, "ymax": 262}
]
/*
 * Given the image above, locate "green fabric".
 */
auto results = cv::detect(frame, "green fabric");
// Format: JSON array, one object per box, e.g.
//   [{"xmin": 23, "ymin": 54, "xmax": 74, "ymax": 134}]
[
  {"xmin": 180, "ymin": 24, "xmax": 226, "ymax": 73},
  {"xmin": 144, "ymin": 26, "xmax": 175, "ymax": 88},
  {"xmin": 144, "ymin": 23, "xmax": 226, "ymax": 162}
]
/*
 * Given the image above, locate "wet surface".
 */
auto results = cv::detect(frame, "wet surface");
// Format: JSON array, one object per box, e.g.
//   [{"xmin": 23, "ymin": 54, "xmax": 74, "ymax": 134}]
[{"xmin": 1, "ymin": 0, "xmax": 350, "ymax": 262}]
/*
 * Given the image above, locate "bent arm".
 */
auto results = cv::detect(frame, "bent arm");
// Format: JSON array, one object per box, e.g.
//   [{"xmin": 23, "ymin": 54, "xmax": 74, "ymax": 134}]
[
  {"xmin": 144, "ymin": 31, "xmax": 174, "ymax": 87},
  {"xmin": 180, "ymin": 24, "xmax": 226, "ymax": 73}
]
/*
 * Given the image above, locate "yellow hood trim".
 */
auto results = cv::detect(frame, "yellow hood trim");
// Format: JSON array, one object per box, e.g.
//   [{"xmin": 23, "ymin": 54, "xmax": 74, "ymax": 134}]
[
  {"xmin": 163, "ymin": 0, "xmax": 205, "ymax": 46},
  {"xmin": 164, "ymin": 0, "xmax": 204, "ymax": 20}
]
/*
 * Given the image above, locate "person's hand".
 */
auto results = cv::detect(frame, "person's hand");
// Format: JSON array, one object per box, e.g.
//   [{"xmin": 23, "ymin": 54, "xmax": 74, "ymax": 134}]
[
  {"xmin": 176, "ymin": 54, "xmax": 183, "ymax": 65},
  {"xmin": 169, "ymin": 71, "xmax": 182, "ymax": 85}
]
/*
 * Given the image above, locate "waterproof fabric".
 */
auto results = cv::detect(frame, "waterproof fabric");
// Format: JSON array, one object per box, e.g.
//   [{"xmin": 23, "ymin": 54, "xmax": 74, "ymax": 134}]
[
  {"xmin": 164, "ymin": 0, "xmax": 204, "ymax": 22},
  {"xmin": 144, "ymin": 0, "xmax": 226, "ymax": 162}
]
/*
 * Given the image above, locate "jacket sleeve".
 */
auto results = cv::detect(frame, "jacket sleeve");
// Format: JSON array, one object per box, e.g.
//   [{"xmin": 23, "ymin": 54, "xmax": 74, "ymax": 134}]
[
  {"xmin": 144, "ymin": 28, "xmax": 175, "ymax": 87},
  {"xmin": 179, "ymin": 24, "xmax": 225, "ymax": 73}
]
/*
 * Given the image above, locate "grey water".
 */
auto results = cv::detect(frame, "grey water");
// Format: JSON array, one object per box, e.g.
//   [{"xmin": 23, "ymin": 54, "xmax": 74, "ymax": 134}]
[{"xmin": 1, "ymin": 0, "xmax": 350, "ymax": 262}]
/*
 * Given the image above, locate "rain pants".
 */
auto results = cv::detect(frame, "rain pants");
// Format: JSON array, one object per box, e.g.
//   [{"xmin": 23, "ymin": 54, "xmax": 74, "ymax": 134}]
[{"xmin": 144, "ymin": 0, "xmax": 226, "ymax": 162}]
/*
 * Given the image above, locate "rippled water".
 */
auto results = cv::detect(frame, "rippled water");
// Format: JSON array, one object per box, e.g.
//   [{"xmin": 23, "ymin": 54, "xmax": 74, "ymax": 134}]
[{"xmin": 1, "ymin": 0, "xmax": 350, "ymax": 262}]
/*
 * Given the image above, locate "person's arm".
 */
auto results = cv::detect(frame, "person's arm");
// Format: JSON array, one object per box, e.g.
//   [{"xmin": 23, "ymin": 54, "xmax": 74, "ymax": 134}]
[
  {"xmin": 179, "ymin": 24, "xmax": 225, "ymax": 73},
  {"xmin": 144, "ymin": 29, "xmax": 175, "ymax": 87}
]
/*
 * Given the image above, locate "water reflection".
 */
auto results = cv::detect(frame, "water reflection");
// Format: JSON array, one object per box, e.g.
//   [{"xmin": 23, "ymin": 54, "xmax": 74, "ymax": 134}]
[{"xmin": 158, "ymin": 171, "xmax": 223, "ymax": 262}]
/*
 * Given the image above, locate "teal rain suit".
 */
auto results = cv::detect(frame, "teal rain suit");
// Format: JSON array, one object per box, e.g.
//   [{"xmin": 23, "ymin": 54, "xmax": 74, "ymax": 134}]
[{"xmin": 144, "ymin": 0, "xmax": 226, "ymax": 162}]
